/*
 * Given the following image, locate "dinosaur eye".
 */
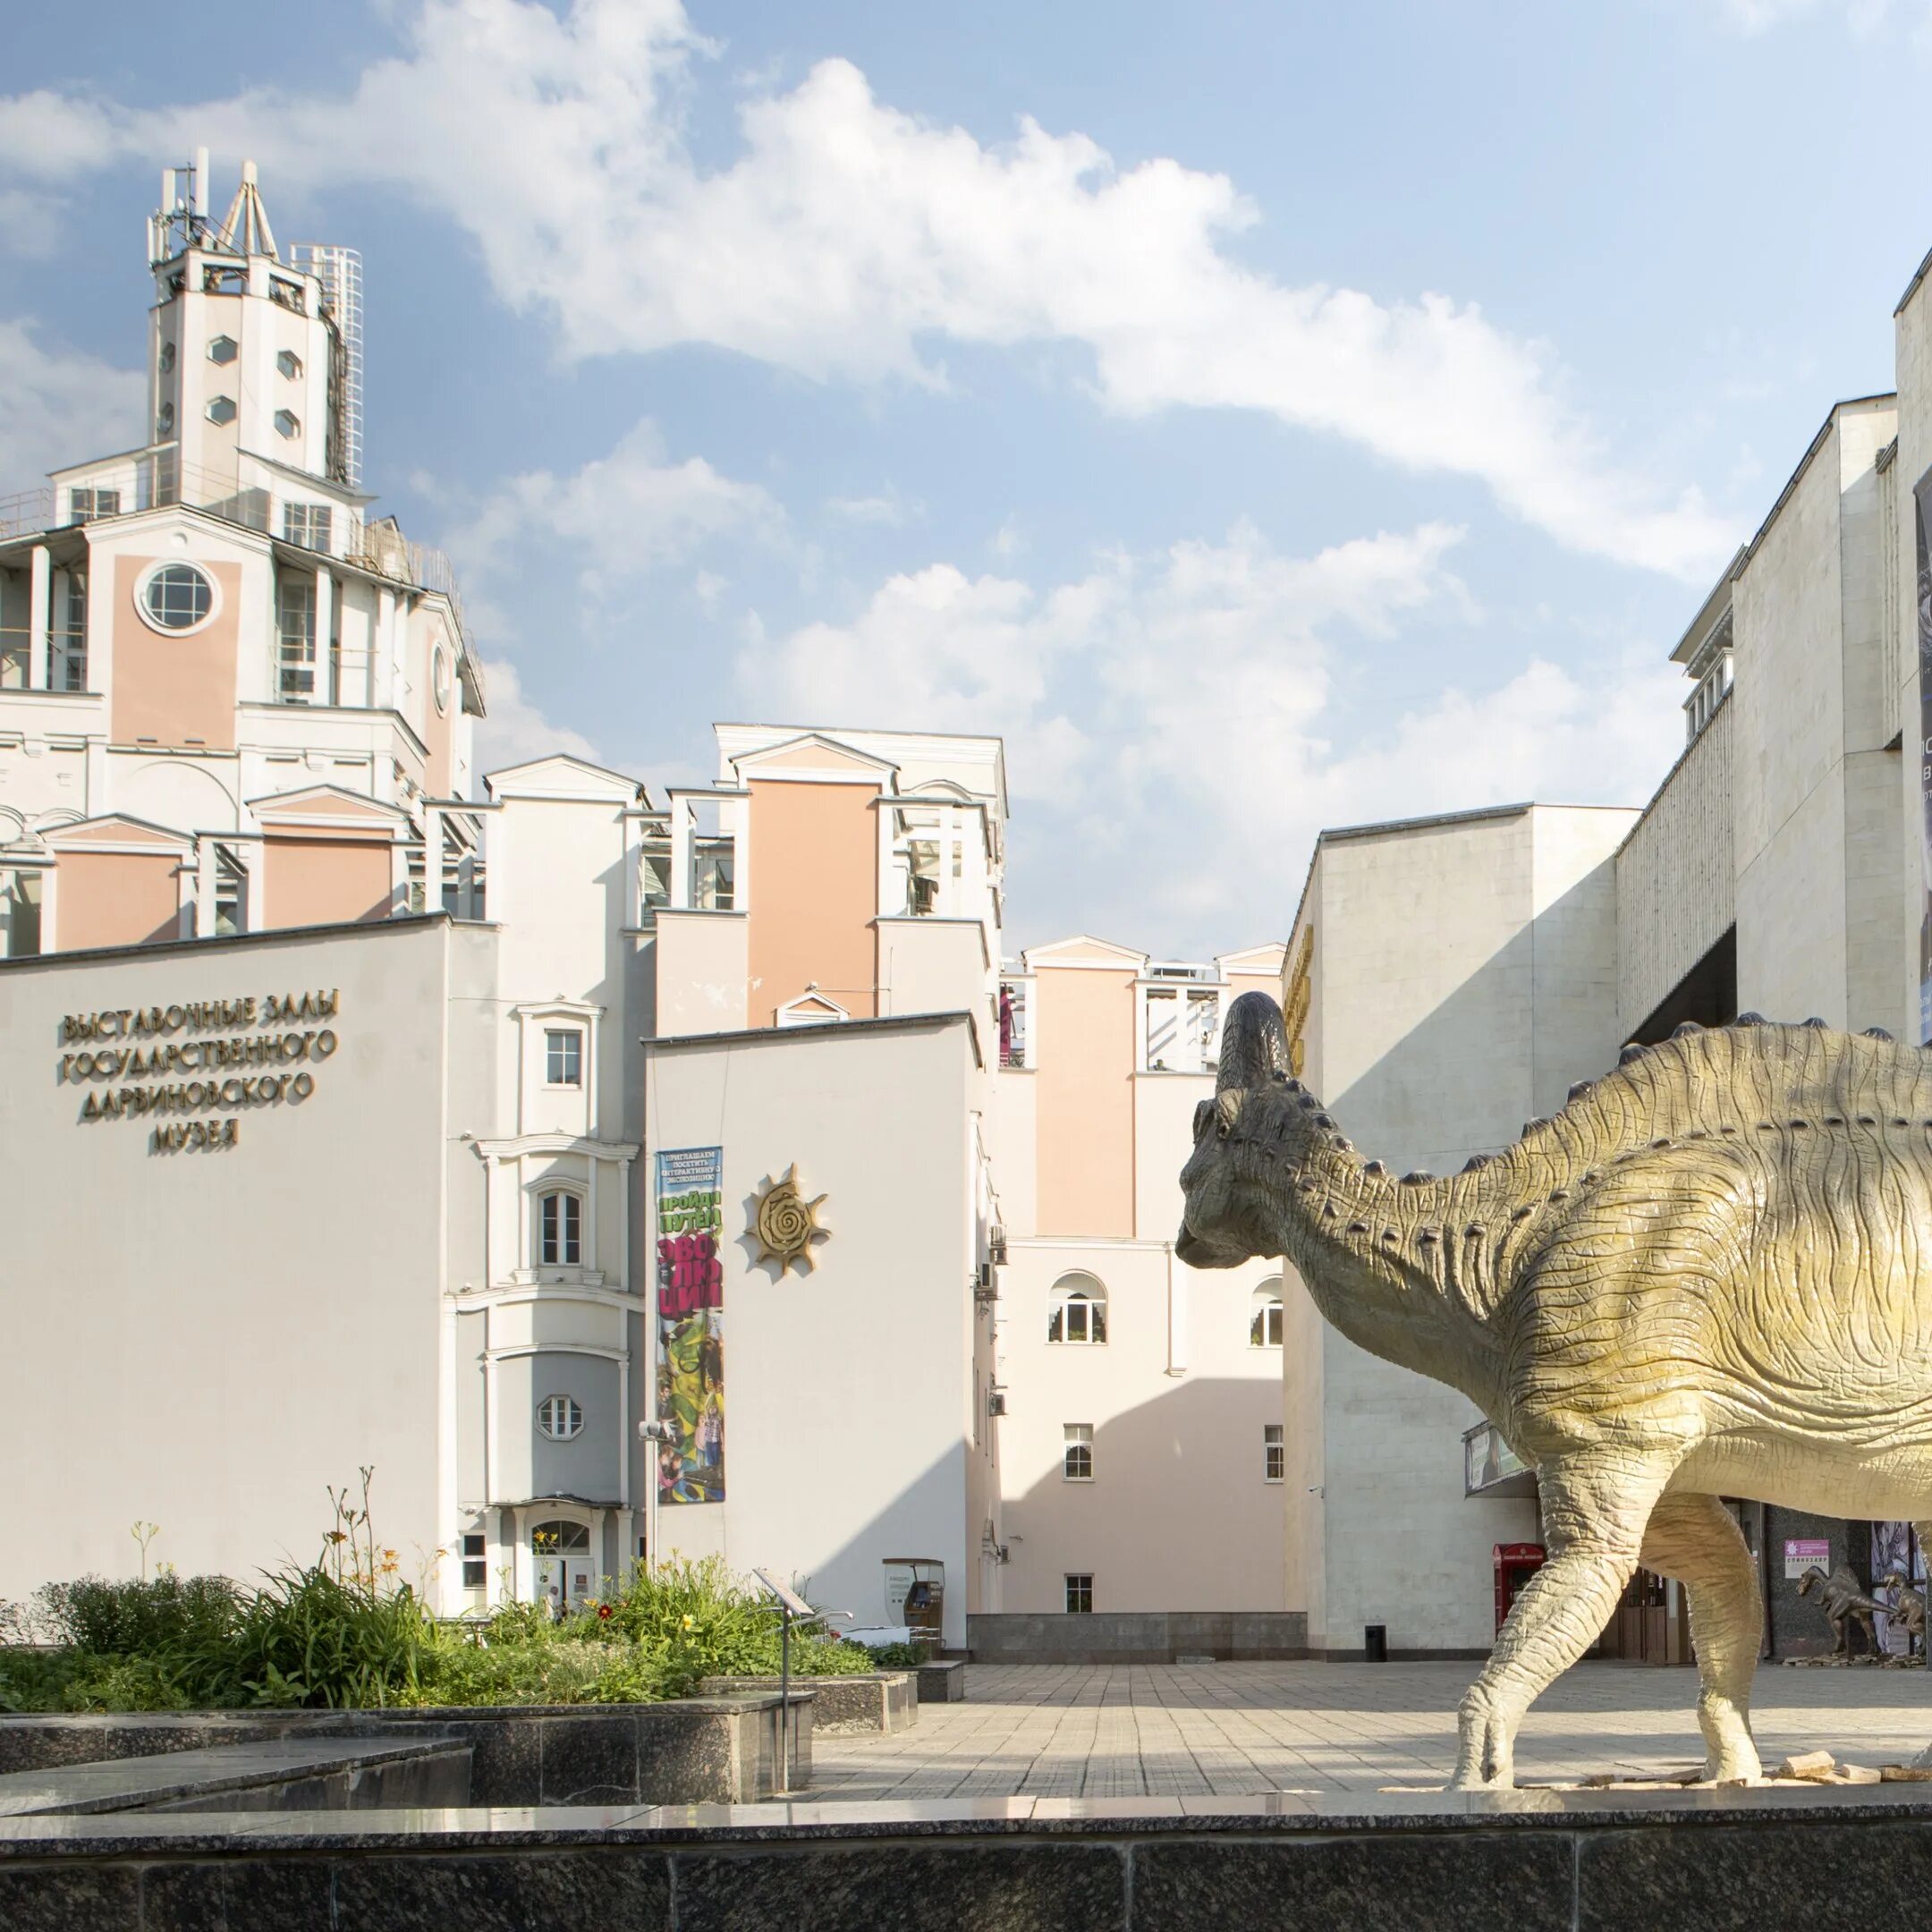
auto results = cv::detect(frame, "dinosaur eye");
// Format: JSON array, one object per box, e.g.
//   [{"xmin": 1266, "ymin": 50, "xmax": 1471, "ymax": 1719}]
[{"xmin": 1191, "ymin": 1099, "xmax": 1214, "ymax": 1142}]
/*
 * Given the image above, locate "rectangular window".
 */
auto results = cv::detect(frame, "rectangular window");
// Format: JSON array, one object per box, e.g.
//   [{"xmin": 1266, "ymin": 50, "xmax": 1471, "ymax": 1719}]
[
  {"xmin": 69, "ymin": 487, "xmax": 120, "ymax": 523},
  {"xmin": 54, "ymin": 572, "xmax": 86, "ymax": 691},
  {"xmin": 546, "ymin": 1028, "xmax": 582, "ymax": 1087},
  {"xmin": 461, "ymin": 1533, "xmax": 486, "ymax": 1592},
  {"xmin": 0, "ymin": 870, "xmax": 44, "ymax": 958},
  {"xmin": 1265, "ymin": 1424, "xmax": 1284, "ymax": 1483},
  {"xmin": 541, "ymin": 1191, "xmax": 582, "ymax": 1267},
  {"xmin": 1063, "ymin": 1423, "xmax": 1093, "ymax": 1482},
  {"xmin": 276, "ymin": 575, "xmax": 317, "ymax": 701},
  {"xmin": 283, "ymin": 502, "xmax": 334, "ymax": 551},
  {"xmin": 1065, "ymin": 1573, "xmax": 1094, "ymax": 1615}
]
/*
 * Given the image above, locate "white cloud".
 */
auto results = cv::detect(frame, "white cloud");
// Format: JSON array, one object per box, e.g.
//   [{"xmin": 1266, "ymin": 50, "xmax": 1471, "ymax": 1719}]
[
  {"xmin": 472, "ymin": 658, "xmax": 604, "ymax": 776},
  {"xmin": 0, "ymin": 0, "xmax": 1739, "ymax": 577},
  {"xmin": 0, "ymin": 318, "xmax": 142, "ymax": 490},
  {"xmin": 738, "ymin": 521, "xmax": 1683, "ymax": 947},
  {"xmin": 1707, "ymin": 0, "xmax": 1900, "ymax": 29},
  {"xmin": 450, "ymin": 419, "xmax": 780, "ymax": 614},
  {"xmin": 825, "ymin": 486, "xmax": 923, "ymax": 527}
]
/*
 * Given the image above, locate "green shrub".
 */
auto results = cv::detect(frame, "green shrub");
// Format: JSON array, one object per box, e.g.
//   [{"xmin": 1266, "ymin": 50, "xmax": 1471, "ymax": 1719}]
[
  {"xmin": 34, "ymin": 1574, "xmax": 240, "ymax": 1657},
  {"xmin": 854, "ymin": 1640, "xmax": 926, "ymax": 1669},
  {"xmin": 165, "ymin": 1564, "xmax": 431, "ymax": 1709}
]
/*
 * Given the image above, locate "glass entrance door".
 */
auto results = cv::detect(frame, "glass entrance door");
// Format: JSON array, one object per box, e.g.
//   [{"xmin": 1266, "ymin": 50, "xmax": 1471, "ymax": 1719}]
[{"xmin": 530, "ymin": 1519, "xmax": 593, "ymax": 1614}]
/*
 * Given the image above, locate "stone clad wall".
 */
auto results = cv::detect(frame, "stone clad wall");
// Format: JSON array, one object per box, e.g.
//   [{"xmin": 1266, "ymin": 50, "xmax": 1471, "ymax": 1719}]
[{"xmin": 1616, "ymin": 697, "xmax": 1734, "ymax": 1038}]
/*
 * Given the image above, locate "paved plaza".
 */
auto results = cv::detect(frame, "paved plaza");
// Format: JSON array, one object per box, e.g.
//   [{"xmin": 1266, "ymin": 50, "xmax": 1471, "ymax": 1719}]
[{"xmin": 812, "ymin": 1661, "xmax": 1932, "ymax": 1799}]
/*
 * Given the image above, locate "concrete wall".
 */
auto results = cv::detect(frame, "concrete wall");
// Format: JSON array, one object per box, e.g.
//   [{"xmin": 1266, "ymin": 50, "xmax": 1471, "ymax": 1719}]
[
  {"xmin": 641, "ymin": 1015, "xmax": 979, "ymax": 1645},
  {"xmin": 1291, "ymin": 805, "xmax": 1631, "ymax": 1654},
  {"xmin": 1616, "ymin": 698, "xmax": 1734, "ymax": 1037},
  {"xmin": 0, "ymin": 916, "xmax": 460, "ymax": 1602}
]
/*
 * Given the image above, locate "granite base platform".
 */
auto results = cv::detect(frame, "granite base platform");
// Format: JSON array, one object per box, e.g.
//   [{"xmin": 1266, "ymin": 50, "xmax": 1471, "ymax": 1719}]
[
  {"xmin": 6, "ymin": 1782, "xmax": 1932, "ymax": 1928},
  {"xmin": 699, "ymin": 1672, "xmax": 914, "ymax": 1735},
  {"xmin": 0, "ymin": 1693, "xmax": 811, "ymax": 1807}
]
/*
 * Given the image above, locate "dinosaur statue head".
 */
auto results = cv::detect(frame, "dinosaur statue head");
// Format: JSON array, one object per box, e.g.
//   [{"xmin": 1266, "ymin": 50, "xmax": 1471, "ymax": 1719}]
[{"xmin": 1176, "ymin": 989, "xmax": 1305, "ymax": 1268}]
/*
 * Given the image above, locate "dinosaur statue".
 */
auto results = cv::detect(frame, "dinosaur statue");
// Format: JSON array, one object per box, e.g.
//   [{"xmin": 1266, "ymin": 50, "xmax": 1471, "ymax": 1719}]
[
  {"xmin": 1882, "ymin": 1572, "xmax": 1927, "ymax": 1652},
  {"xmin": 1177, "ymin": 992, "xmax": 1932, "ymax": 1789},
  {"xmin": 1794, "ymin": 1564, "xmax": 1881, "ymax": 1657}
]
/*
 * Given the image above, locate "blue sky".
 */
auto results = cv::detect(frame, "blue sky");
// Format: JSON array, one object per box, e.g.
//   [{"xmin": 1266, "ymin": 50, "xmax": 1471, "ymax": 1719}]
[{"xmin": 2, "ymin": 0, "xmax": 1927, "ymax": 954}]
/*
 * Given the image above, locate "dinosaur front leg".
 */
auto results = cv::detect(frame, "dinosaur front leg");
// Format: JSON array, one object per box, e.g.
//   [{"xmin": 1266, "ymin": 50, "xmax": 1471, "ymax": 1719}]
[
  {"xmin": 1638, "ymin": 1491, "xmax": 1762, "ymax": 1782},
  {"xmin": 1451, "ymin": 1452, "xmax": 1667, "ymax": 1790}
]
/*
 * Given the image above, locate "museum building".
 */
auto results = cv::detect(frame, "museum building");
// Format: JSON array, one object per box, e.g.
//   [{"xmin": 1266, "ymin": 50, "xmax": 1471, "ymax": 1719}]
[
  {"xmin": 0, "ymin": 160, "xmax": 1301, "ymax": 1649},
  {"xmin": 1269, "ymin": 257, "xmax": 1932, "ymax": 1663}
]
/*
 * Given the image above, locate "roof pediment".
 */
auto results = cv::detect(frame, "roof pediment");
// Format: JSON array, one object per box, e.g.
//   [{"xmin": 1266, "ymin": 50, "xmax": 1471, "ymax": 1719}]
[
  {"xmin": 249, "ymin": 784, "xmax": 408, "ymax": 830},
  {"xmin": 1217, "ymin": 942, "xmax": 1288, "ymax": 976},
  {"xmin": 733, "ymin": 732, "xmax": 899, "ymax": 784},
  {"xmin": 1024, "ymin": 934, "xmax": 1148, "ymax": 970},
  {"xmin": 484, "ymin": 753, "xmax": 645, "ymax": 804},
  {"xmin": 44, "ymin": 813, "xmax": 191, "ymax": 853}
]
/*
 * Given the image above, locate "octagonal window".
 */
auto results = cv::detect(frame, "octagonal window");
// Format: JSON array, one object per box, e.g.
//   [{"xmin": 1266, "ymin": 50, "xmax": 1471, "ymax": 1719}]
[{"xmin": 208, "ymin": 335, "xmax": 237, "ymax": 365}]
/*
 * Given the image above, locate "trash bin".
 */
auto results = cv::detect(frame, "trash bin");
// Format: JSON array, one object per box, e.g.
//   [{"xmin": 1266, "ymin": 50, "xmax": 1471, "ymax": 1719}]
[{"xmin": 1363, "ymin": 1623, "xmax": 1388, "ymax": 1663}]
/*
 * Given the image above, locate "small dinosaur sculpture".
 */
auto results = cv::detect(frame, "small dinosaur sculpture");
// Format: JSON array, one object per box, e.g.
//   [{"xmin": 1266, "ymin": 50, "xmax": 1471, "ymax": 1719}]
[
  {"xmin": 1178, "ymin": 993, "xmax": 1932, "ymax": 1788},
  {"xmin": 1882, "ymin": 1572, "xmax": 1927, "ymax": 1650},
  {"xmin": 1795, "ymin": 1564, "xmax": 1881, "ymax": 1657}
]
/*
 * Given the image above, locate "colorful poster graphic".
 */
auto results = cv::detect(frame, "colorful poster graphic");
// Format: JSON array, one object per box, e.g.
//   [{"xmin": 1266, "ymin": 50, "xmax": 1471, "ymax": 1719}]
[
  {"xmin": 654, "ymin": 1147, "xmax": 724, "ymax": 1505},
  {"xmin": 1916, "ymin": 474, "xmax": 1932, "ymax": 1042}
]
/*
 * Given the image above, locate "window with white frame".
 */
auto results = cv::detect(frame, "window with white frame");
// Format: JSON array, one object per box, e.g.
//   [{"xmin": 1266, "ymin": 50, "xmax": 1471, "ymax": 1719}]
[
  {"xmin": 1143, "ymin": 971, "xmax": 1222, "ymax": 1072},
  {"xmin": 461, "ymin": 1532, "xmax": 487, "ymax": 1592},
  {"xmin": 1250, "ymin": 1280, "xmax": 1284, "ymax": 1349},
  {"xmin": 537, "ymin": 1394, "xmax": 584, "ymax": 1441},
  {"xmin": 1047, "ymin": 1273, "xmax": 1107, "ymax": 1345},
  {"xmin": 282, "ymin": 502, "xmax": 333, "ymax": 551},
  {"xmin": 1063, "ymin": 1423, "xmax": 1093, "ymax": 1481},
  {"xmin": 0, "ymin": 870, "xmax": 43, "ymax": 958},
  {"xmin": 1264, "ymin": 1424, "xmax": 1284, "ymax": 1483},
  {"xmin": 277, "ymin": 349, "xmax": 304, "ymax": 379},
  {"xmin": 274, "ymin": 408, "xmax": 301, "ymax": 439},
  {"xmin": 1065, "ymin": 1572, "xmax": 1094, "ymax": 1614},
  {"xmin": 546, "ymin": 1029, "xmax": 582, "ymax": 1087},
  {"xmin": 276, "ymin": 574, "xmax": 317, "ymax": 700},
  {"xmin": 69, "ymin": 487, "xmax": 119, "ymax": 524},
  {"xmin": 539, "ymin": 1190, "xmax": 582, "ymax": 1267}
]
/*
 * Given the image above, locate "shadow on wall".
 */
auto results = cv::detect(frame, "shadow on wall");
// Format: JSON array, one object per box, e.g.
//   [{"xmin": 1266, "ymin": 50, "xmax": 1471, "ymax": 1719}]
[
  {"xmin": 652, "ymin": 1438, "xmax": 977, "ymax": 1640},
  {"xmin": 998, "ymin": 1376, "xmax": 1286, "ymax": 1617},
  {"xmin": 1314, "ymin": 866, "xmax": 1625, "ymax": 1179}
]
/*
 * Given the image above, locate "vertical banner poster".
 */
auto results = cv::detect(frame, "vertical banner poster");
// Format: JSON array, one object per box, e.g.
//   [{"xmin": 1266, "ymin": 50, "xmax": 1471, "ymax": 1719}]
[
  {"xmin": 654, "ymin": 1147, "xmax": 724, "ymax": 1504},
  {"xmin": 1916, "ymin": 472, "xmax": 1932, "ymax": 1042}
]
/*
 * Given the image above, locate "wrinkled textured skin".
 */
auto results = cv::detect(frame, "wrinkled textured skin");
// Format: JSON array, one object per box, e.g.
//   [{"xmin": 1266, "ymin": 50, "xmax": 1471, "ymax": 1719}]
[
  {"xmin": 1795, "ymin": 1564, "xmax": 1882, "ymax": 1657},
  {"xmin": 1178, "ymin": 993, "xmax": 1932, "ymax": 1788}
]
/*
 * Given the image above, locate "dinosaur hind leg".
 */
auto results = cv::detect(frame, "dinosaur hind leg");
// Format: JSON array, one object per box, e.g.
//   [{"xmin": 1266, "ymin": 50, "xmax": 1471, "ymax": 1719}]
[
  {"xmin": 1639, "ymin": 1490, "xmax": 1762, "ymax": 1783},
  {"xmin": 1451, "ymin": 1451, "xmax": 1670, "ymax": 1790}
]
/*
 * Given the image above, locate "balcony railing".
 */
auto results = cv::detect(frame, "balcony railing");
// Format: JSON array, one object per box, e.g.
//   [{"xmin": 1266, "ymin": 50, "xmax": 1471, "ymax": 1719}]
[
  {"xmin": 0, "ymin": 625, "xmax": 89, "ymax": 693},
  {"xmin": 1, "ymin": 446, "xmax": 472, "ymax": 647}
]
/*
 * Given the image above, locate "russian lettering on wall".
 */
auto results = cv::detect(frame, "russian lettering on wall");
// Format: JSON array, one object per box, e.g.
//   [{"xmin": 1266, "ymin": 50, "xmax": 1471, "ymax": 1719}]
[{"xmin": 53, "ymin": 988, "xmax": 343, "ymax": 1154}]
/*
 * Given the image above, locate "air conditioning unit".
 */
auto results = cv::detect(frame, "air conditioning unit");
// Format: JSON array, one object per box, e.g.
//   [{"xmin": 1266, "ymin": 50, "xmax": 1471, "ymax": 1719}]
[
  {"xmin": 988, "ymin": 1233, "xmax": 1008, "ymax": 1267},
  {"xmin": 987, "ymin": 1390, "xmax": 1008, "ymax": 1417}
]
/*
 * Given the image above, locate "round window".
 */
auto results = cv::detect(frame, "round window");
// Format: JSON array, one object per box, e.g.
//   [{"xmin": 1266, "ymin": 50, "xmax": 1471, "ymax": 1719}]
[
  {"xmin": 537, "ymin": 1394, "xmax": 584, "ymax": 1442},
  {"xmin": 140, "ymin": 563, "xmax": 216, "ymax": 633},
  {"xmin": 158, "ymin": 341, "xmax": 176, "ymax": 374},
  {"xmin": 432, "ymin": 646, "xmax": 452, "ymax": 715},
  {"xmin": 157, "ymin": 402, "xmax": 176, "ymax": 435}
]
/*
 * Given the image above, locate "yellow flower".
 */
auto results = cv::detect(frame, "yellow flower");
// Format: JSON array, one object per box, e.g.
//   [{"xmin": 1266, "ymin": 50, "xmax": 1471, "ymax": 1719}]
[{"xmin": 682, "ymin": 1614, "xmax": 695, "ymax": 1630}]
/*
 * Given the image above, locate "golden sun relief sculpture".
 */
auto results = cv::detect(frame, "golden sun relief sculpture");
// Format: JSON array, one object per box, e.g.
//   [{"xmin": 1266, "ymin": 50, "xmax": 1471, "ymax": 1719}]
[{"xmin": 750, "ymin": 1165, "xmax": 830, "ymax": 1275}]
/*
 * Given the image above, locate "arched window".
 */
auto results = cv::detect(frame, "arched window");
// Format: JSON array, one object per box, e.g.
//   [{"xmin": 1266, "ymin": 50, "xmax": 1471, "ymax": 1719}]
[
  {"xmin": 1047, "ymin": 1272, "xmax": 1107, "ymax": 1345},
  {"xmin": 1250, "ymin": 1278, "xmax": 1284, "ymax": 1349},
  {"xmin": 539, "ymin": 1189, "xmax": 582, "ymax": 1266}
]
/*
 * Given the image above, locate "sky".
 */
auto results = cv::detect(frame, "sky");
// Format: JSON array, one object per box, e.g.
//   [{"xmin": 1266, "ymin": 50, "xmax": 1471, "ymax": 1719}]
[{"xmin": 2, "ymin": 0, "xmax": 1928, "ymax": 956}]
